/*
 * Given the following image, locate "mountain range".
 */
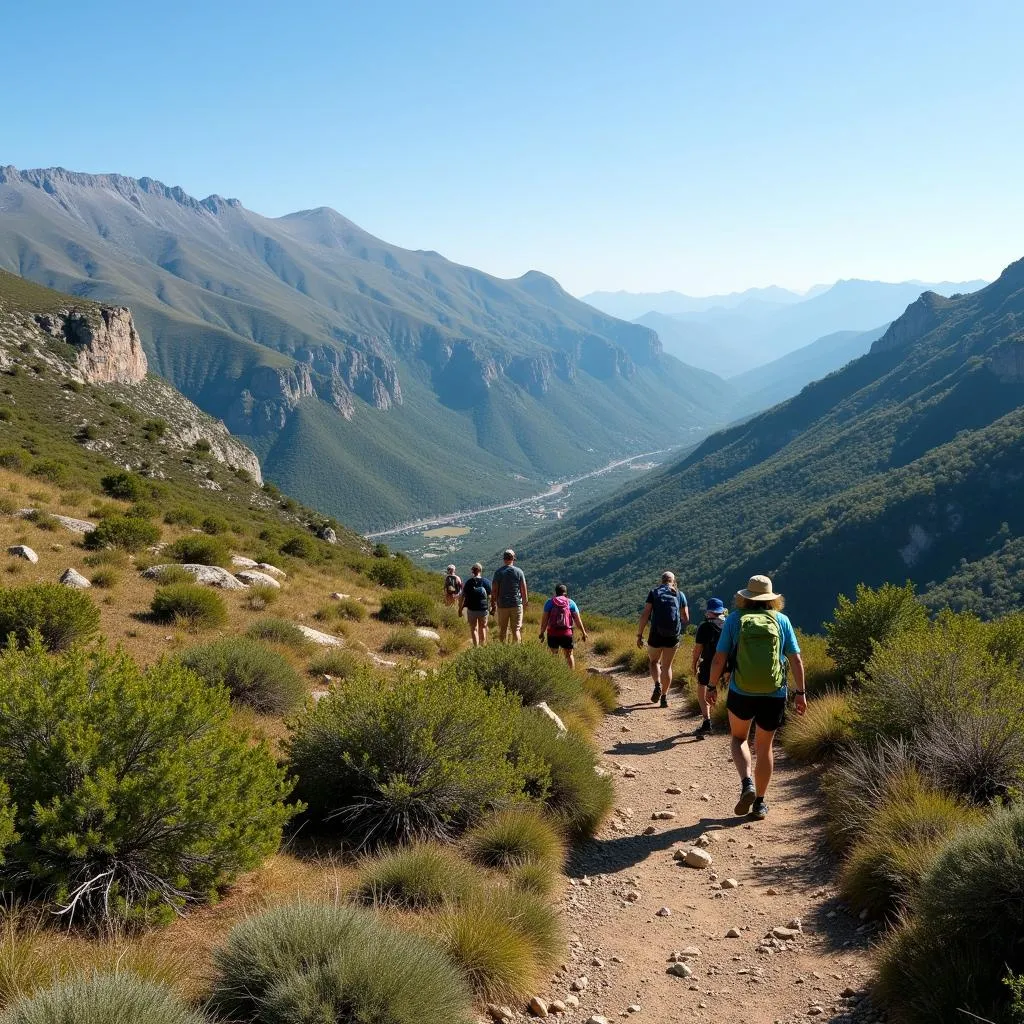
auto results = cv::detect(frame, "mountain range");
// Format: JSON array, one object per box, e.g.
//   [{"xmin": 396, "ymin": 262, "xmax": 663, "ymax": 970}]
[
  {"xmin": 527, "ymin": 258, "xmax": 1024, "ymax": 627},
  {"xmin": 0, "ymin": 165, "xmax": 730, "ymax": 531}
]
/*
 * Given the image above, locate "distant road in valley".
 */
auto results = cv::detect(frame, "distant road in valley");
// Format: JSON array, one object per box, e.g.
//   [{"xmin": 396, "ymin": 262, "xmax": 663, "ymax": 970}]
[{"xmin": 365, "ymin": 449, "xmax": 674, "ymax": 539}]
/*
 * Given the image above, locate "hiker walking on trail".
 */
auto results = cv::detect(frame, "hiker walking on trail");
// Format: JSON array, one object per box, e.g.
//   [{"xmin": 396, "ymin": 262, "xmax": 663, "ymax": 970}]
[
  {"xmin": 491, "ymin": 549, "xmax": 528, "ymax": 643},
  {"xmin": 636, "ymin": 571, "xmax": 689, "ymax": 708},
  {"xmin": 539, "ymin": 583, "xmax": 588, "ymax": 670},
  {"xmin": 691, "ymin": 597, "xmax": 729, "ymax": 738},
  {"xmin": 443, "ymin": 564, "xmax": 463, "ymax": 607},
  {"xmin": 459, "ymin": 563, "xmax": 491, "ymax": 647},
  {"xmin": 707, "ymin": 574, "xmax": 806, "ymax": 821}
]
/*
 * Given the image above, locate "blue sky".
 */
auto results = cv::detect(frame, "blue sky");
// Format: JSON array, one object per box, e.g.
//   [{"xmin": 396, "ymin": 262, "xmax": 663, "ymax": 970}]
[{"xmin": 3, "ymin": 0, "xmax": 1022, "ymax": 294}]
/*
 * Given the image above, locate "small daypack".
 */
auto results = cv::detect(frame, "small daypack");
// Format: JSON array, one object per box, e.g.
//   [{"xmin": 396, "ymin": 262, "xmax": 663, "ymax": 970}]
[
  {"xmin": 463, "ymin": 576, "xmax": 487, "ymax": 607},
  {"xmin": 549, "ymin": 595, "xmax": 573, "ymax": 635},
  {"xmin": 650, "ymin": 585, "xmax": 682, "ymax": 636},
  {"xmin": 735, "ymin": 609, "xmax": 784, "ymax": 694},
  {"xmin": 700, "ymin": 618, "xmax": 724, "ymax": 668},
  {"xmin": 444, "ymin": 573, "xmax": 461, "ymax": 595}
]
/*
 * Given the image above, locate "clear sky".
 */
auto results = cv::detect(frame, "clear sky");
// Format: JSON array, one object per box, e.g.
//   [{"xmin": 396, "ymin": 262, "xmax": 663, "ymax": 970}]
[{"xmin": 3, "ymin": 0, "xmax": 1022, "ymax": 295}]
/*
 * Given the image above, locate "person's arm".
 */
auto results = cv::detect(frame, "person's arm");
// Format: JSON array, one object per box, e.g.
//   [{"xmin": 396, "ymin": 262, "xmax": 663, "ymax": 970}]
[
  {"xmin": 458, "ymin": 593, "xmax": 465, "ymax": 614},
  {"xmin": 490, "ymin": 573, "xmax": 498, "ymax": 613},
  {"xmin": 520, "ymin": 574, "xmax": 528, "ymax": 605},
  {"xmin": 789, "ymin": 652, "xmax": 807, "ymax": 714},
  {"xmin": 679, "ymin": 596, "xmax": 690, "ymax": 628},
  {"xmin": 538, "ymin": 606, "xmax": 550, "ymax": 640},
  {"xmin": 690, "ymin": 639, "xmax": 702, "ymax": 676},
  {"xmin": 636, "ymin": 603, "xmax": 652, "ymax": 648},
  {"xmin": 572, "ymin": 608, "xmax": 588, "ymax": 642},
  {"xmin": 708, "ymin": 651, "xmax": 728, "ymax": 690}
]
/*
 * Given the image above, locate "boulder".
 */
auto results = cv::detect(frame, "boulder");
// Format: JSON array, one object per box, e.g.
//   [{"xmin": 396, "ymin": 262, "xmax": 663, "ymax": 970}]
[
  {"xmin": 295, "ymin": 624, "xmax": 344, "ymax": 647},
  {"xmin": 59, "ymin": 568, "xmax": 91, "ymax": 589},
  {"xmin": 677, "ymin": 847, "xmax": 713, "ymax": 869},
  {"xmin": 320, "ymin": 527, "xmax": 338, "ymax": 544},
  {"xmin": 18, "ymin": 509, "xmax": 96, "ymax": 533},
  {"xmin": 414, "ymin": 627, "xmax": 441, "ymax": 641},
  {"xmin": 257, "ymin": 562, "xmax": 287, "ymax": 578},
  {"xmin": 534, "ymin": 701, "xmax": 567, "ymax": 733},
  {"xmin": 231, "ymin": 555, "xmax": 259, "ymax": 568},
  {"xmin": 330, "ymin": 592, "xmax": 351, "ymax": 600},
  {"xmin": 142, "ymin": 564, "xmax": 248, "ymax": 589},
  {"xmin": 667, "ymin": 962, "xmax": 693, "ymax": 979},
  {"xmin": 528, "ymin": 996, "xmax": 549, "ymax": 1018},
  {"xmin": 235, "ymin": 569, "xmax": 282, "ymax": 589},
  {"xmin": 7, "ymin": 545, "xmax": 38, "ymax": 563}
]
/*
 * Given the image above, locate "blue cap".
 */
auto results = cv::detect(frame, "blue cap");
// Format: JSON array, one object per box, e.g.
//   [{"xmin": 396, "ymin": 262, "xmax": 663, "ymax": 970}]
[{"xmin": 705, "ymin": 597, "xmax": 725, "ymax": 614}]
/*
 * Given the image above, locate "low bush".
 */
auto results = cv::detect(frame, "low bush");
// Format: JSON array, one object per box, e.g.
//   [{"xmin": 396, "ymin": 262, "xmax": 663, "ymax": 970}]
[
  {"xmin": 89, "ymin": 568, "xmax": 120, "ymax": 588},
  {"xmin": 245, "ymin": 618, "xmax": 313, "ymax": 651},
  {"xmin": 591, "ymin": 636, "xmax": 614, "ymax": 656},
  {"xmin": 209, "ymin": 903, "xmax": 472, "ymax": 1024},
  {"xmin": 150, "ymin": 584, "xmax": 228, "ymax": 629},
  {"xmin": 516, "ymin": 709, "xmax": 613, "ymax": 841},
  {"xmin": 353, "ymin": 843, "xmax": 481, "ymax": 909},
  {"xmin": 463, "ymin": 808, "xmax": 565, "ymax": 871},
  {"xmin": 377, "ymin": 590, "xmax": 440, "ymax": 627},
  {"xmin": 582, "ymin": 673, "xmax": 618, "ymax": 713},
  {"xmin": 1, "ymin": 974, "xmax": 211, "ymax": 1024},
  {"xmin": 201, "ymin": 514, "xmax": 229, "ymax": 535},
  {"xmin": 178, "ymin": 638, "xmax": 306, "ymax": 715},
  {"xmin": 0, "ymin": 449, "xmax": 29, "ymax": 472},
  {"xmin": 163, "ymin": 534, "xmax": 230, "ymax": 567},
  {"xmin": 29, "ymin": 459, "xmax": 70, "ymax": 486},
  {"xmin": 244, "ymin": 584, "xmax": 280, "ymax": 611},
  {"xmin": 0, "ymin": 643, "xmax": 294, "ymax": 924},
  {"xmin": 163, "ymin": 505, "xmax": 202, "ymax": 527},
  {"xmin": 0, "ymin": 583, "xmax": 99, "ymax": 652},
  {"xmin": 451, "ymin": 642, "xmax": 582, "ymax": 710},
  {"xmin": 0, "ymin": 781, "xmax": 15, "ymax": 866},
  {"xmin": 987, "ymin": 611, "xmax": 1024, "ymax": 669},
  {"xmin": 307, "ymin": 650, "xmax": 363, "ymax": 680},
  {"xmin": 838, "ymin": 784, "xmax": 982, "ymax": 919},
  {"xmin": 797, "ymin": 632, "xmax": 844, "ymax": 692},
  {"xmin": 24, "ymin": 509, "xmax": 57, "ymax": 531},
  {"xmin": 128, "ymin": 500, "xmax": 160, "ymax": 521},
  {"xmin": 825, "ymin": 580, "xmax": 928, "ymax": 680},
  {"xmin": 781, "ymin": 692, "xmax": 857, "ymax": 763},
  {"xmin": 315, "ymin": 597, "xmax": 366, "ymax": 622},
  {"xmin": 615, "ymin": 647, "xmax": 651, "ymax": 675},
  {"xmin": 149, "ymin": 564, "xmax": 193, "ymax": 585},
  {"xmin": 83, "ymin": 514, "xmax": 161, "ymax": 552},
  {"xmin": 507, "ymin": 860, "xmax": 557, "ymax": 898},
  {"xmin": 366, "ymin": 559, "xmax": 412, "ymax": 589},
  {"xmin": 286, "ymin": 668, "xmax": 530, "ymax": 847},
  {"xmin": 381, "ymin": 628, "xmax": 434, "ymax": 658},
  {"xmin": 875, "ymin": 805, "xmax": 1024, "ymax": 1023},
  {"xmin": 100, "ymin": 471, "xmax": 151, "ymax": 502},
  {"xmin": 280, "ymin": 533, "xmax": 317, "ymax": 560}
]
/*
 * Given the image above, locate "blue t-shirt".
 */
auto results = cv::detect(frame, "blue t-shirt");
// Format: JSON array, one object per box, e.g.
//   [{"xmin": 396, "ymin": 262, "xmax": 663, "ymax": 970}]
[
  {"xmin": 716, "ymin": 610, "xmax": 800, "ymax": 697},
  {"xmin": 646, "ymin": 587, "xmax": 687, "ymax": 638}
]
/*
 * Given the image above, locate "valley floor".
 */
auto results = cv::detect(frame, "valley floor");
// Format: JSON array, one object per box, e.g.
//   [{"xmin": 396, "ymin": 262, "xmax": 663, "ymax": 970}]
[{"xmin": 539, "ymin": 668, "xmax": 884, "ymax": 1024}]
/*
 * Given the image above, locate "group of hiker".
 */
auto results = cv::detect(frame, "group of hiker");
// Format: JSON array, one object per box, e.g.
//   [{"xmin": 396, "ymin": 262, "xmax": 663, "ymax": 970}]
[{"xmin": 444, "ymin": 556, "xmax": 807, "ymax": 822}]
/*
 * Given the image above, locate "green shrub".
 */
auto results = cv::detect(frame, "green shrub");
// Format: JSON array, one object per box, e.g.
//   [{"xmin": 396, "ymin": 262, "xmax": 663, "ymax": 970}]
[
  {"xmin": 0, "ymin": 449, "xmax": 30, "ymax": 472},
  {"xmin": 163, "ymin": 534, "xmax": 230, "ymax": 567},
  {"xmin": 0, "ymin": 974, "xmax": 211, "ymax": 1024},
  {"xmin": 0, "ymin": 780, "xmax": 15, "ymax": 866},
  {"xmin": 150, "ymin": 584, "xmax": 227, "ymax": 630},
  {"xmin": 507, "ymin": 860, "xmax": 557, "ymax": 898},
  {"xmin": 377, "ymin": 590, "xmax": 440, "ymax": 627},
  {"xmin": 353, "ymin": 843, "xmax": 481, "ymax": 909},
  {"xmin": 89, "ymin": 568, "xmax": 120, "ymax": 589},
  {"xmin": 987, "ymin": 611, "xmax": 1024, "ymax": 669},
  {"xmin": 142, "ymin": 417, "xmax": 168, "ymax": 441},
  {"xmin": 825, "ymin": 580, "xmax": 928, "ymax": 680},
  {"xmin": 451, "ymin": 643, "xmax": 582, "ymax": 710},
  {"xmin": 100, "ymin": 471, "xmax": 150, "ymax": 502},
  {"xmin": 245, "ymin": 618, "xmax": 313, "ymax": 651},
  {"xmin": 315, "ymin": 597, "xmax": 366, "ymax": 622},
  {"xmin": 515, "ymin": 709, "xmax": 613, "ymax": 841},
  {"xmin": 838, "ymin": 784, "xmax": 982, "ymax": 919},
  {"xmin": 582, "ymin": 673, "xmax": 617, "ymax": 713},
  {"xmin": 128, "ymin": 499, "xmax": 159, "ymax": 520},
  {"xmin": 84, "ymin": 514, "xmax": 161, "ymax": 552},
  {"xmin": 797, "ymin": 632, "xmax": 844, "ymax": 692},
  {"xmin": 286, "ymin": 668, "xmax": 530, "ymax": 847},
  {"xmin": 163, "ymin": 505, "xmax": 202, "ymax": 527},
  {"xmin": 615, "ymin": 647, "xmax": 651, "ymax": 675},
  {"xmin": 366, "ymin": 559, "xmax": 412, "ymax": 589},
  {"xmin": 149, "ymin": 564, "xmax": 193, "ymax": 585},
  {"xmin": 1008, "ymin": 974, "xmax": 1024, "ymax": 1023},
  {"xmin": 0, "ymin": 583, "xmax": 99, "ymax": 652},
  {"xmin": 24, "ymin": 509, "xmax": 57, "ymax": 531},
  {"xmin": 591, "ymin": 637, "xmax": 614, "ymax": 656},
  {"xmin": 380, "ymin": 628, "xmax": 434, "ymax": 658},
  {"xmin": 0, "ymin": 643, "xmax": 293, "ymax": 924},
  {"xmin": 280, "ymin": 533, "xmax": 316, "ymax": 560},
  {"xmin": 244, "ymin": 584, "xmax": 280, "ymax": 611},
  {"xmin": 464, "ymin": 808, "xmax": 565, "ymax": 871},
  {"xmin": 780, "ymin": 692, "xmax": 857, "ymax": 763},
  {"xmin": 201, "ymin": 514, "xmax": 229, "ymax": 536},
  {"xmin": 209, "ymin": 903, "xmax": 473, "ymax": 1024},
  {"xmin": 178, "ymin": 638, "xmax": 306, "ymax": 715},
  {"xmin": 876, "ymin": 805, "xmax": 1024, "ymax": 1023},
  {"xmin": 29, "ymin": 460, "xmax": 70, "ymax": 486},
  {"xmin": 307, "ymin": 650, "xmax": 363, "ymax": 680}
]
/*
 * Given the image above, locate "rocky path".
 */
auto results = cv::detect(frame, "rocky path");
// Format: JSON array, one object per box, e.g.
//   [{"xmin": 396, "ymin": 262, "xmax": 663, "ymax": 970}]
[{"xmin": 530, "ymin": 671, "xmax": 884, "ymax": 1024}]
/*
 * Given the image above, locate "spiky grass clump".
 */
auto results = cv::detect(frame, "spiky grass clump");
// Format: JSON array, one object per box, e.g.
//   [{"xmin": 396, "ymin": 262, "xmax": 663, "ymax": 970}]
[
  {"xmin": 307, "ymin": 650, "xmax": 363, "ymax": 680},
  {"xmin": 244, "ymin": 618, "xmax": 314, "ymax": 652},
  {"xmin": 150, "ymin": 584, "xmax": 227, "ymax": 630},
  {"xmin": 615, "ymin": 648, "xmax": 650, "ymax": 676},
  {"xmin": 463, "ymin": 808, "xmax": 565, "ymax": 872},
  {"xmin": 210, "ymin": 903, "xmax": 472, "ymax": 1024},
  {"xmin": 1, "ymin": 974, "xmax": 210, "ymax": 1024},
  {"xmin": 582, "ymin": 674, "xmax": 617, "ymax": 713},
  {"xmin": 506, "ymin": 860, "xmax": 558, "ymax": 898},
  {"xmin": 781, "ymin": 691, "xmax": 857, "ymax": 763},
  {"xmin": 838, "ymin": 784, "xmax": 983, "ymax": 919},
  {"xmin": 380, "ymin": 628, "xmax": 435, "ymax": 659},
  {"xmin": 353, "ymin": 844, "xmax": 482, "ymax": 910},
  {"xmin": 450, "ymin": 643, "xmax": 582, "ymax": 711}
]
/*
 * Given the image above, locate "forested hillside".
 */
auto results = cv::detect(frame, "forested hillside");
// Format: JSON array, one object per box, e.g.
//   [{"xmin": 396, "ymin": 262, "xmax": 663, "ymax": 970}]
[
  {"xmin": 526, "ymin": 259, "xmax": 1024, "ymax": 627},
  {"xmin": 0, "ymin": 166, "xmax": 729, "ymax": 529}
]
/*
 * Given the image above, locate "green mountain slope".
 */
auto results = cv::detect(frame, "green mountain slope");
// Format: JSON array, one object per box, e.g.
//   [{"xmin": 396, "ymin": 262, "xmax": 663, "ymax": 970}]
[
  {"xmin": 524, "ymin": 259, "xmax": 1024, "ymax": 627},
  {"xmin": 0, "ymin": 166, "xmax": 731, "ymax": 530}
]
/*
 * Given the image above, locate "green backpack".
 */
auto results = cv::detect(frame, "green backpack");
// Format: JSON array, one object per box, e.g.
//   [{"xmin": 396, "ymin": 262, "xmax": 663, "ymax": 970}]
[{"xmin": 735, "ymin": 609, "xmax": 785, "ymax": 694}]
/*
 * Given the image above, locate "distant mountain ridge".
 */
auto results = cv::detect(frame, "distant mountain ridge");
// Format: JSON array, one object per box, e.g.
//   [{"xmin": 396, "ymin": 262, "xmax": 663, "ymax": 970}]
[
  {"xmin": 0, "ymin": 164, "xmax": 730, "ymax": 530},
  {"xmin": 527, "ymin": 259, "xmax": 1024, "ymax": 626},
  {"xmin": 581, "ymin": 285, "xmax": 809, "ymax": 320}
]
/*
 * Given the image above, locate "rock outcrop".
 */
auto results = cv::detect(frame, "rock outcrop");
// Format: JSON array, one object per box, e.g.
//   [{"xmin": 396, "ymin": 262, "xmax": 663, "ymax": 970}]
[{"xmin": 36, "ymin": 306, "xmax": 148, "ymax": 384}]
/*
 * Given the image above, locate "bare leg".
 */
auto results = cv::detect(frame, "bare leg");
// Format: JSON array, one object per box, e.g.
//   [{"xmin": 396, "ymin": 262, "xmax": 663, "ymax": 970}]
[
  {"xmin": 564, "ymin": 648, "xmax": 575, "ymax": 671},
  {"xmin": 729, "ymin": 711, "xmax": 754, "ymax": 781},
  {"xmin": 753, "ymin": 726, "xmax": 777, "ymax": 798},
  {"xmin": 698, "ymin": 683, "xmax": 710, "ymax": 718},
  {"xmin": 648, "ymin": 648, "xmax": 662, "ymax": 689},
  {"xmin": 659, "ymin": 647, "xmax": 676, "ymax": 694},
  {"xmin": 480, "ymin": 619, "xmax": 488, "ymax": 646}
]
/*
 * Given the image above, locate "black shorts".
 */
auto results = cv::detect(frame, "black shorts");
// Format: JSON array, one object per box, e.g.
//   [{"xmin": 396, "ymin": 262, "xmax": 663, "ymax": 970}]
[
  {"xmin": 726, "ymin": 689, "xmax": 787, "ymax": 732},
  {"xmin": 547, "ymin": 633, "xmax": 574, "ymax": 650},
  {"xmin": 647, "ymin": 631, "xmax": 680, "ymax": 650}
]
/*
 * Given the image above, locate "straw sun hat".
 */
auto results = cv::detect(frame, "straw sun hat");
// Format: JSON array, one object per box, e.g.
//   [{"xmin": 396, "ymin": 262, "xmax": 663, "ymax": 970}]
[{"xmin": 737, "ymin": 574, "xmax": 782, "ymax": 601}]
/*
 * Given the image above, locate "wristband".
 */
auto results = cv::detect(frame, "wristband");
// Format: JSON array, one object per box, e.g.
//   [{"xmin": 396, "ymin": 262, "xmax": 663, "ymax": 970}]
[{"xmin": 792, "ymin": 690, "xmax": 806, "ymax": 696}]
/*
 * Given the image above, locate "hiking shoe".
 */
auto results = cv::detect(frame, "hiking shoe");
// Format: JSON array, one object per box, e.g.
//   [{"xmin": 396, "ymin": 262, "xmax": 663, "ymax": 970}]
[
  {"xmin": 751, "ymin": 797, "xmax": 769, "ymax": 820},
  {"xmin": 695, "ymin": 718, "xmax": 713, "ymax": 739},
  {"xmin": 660, "ymin": 693, "xmax": 669, "ymax": 708},
  {"xmin": 651, "ymin": 684, "xmax": 662, "ymax": 703},
  {"xmin": 734, "ymin": 780, "xmax": 756, "ymax": 816}
]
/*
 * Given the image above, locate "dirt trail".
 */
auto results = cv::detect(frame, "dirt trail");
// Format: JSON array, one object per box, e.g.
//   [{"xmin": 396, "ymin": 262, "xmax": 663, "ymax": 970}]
[{"xmin": 542, "ymin": 670, "xmax": 883, "ymax": 1024}]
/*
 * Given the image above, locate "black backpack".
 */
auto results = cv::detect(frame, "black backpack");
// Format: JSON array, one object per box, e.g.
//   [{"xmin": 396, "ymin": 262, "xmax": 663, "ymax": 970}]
[
  {"xmin": 463, "ymin": 577, "xmax": 487, "ymax": 605},
  {"xmin": 700, "ymin": 618, "xmax": 723, "ymax": 667},
  {"xmin": 650, "ymin": 585, "xmax": 682, "ymax": 636},
  {"xmin": 444, "ymin": 573, "xmax": 460, "ymax": 595}
]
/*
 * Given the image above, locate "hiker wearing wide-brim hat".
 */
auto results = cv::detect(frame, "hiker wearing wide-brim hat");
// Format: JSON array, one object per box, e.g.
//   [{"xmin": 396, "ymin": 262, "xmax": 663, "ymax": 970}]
[{"xmin": 706, "ymin": 574, "xmax": 807, "ymax": 821}]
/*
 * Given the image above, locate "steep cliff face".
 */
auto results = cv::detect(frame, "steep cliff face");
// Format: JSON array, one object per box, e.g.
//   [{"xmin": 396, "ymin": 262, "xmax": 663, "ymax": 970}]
[
  {"xmin": 35, "ymin": 306, "xmax": 148, "ymax": 384},
  {"xmin": 871, "ymin": 291, "xmax": 953, "ymax": 354}
]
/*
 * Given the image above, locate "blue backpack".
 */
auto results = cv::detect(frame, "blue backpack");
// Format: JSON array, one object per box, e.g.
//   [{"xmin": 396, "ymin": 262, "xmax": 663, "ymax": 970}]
[{"xmin": 651, "ymin": 585, "xmax": 682, "ymax": 636}]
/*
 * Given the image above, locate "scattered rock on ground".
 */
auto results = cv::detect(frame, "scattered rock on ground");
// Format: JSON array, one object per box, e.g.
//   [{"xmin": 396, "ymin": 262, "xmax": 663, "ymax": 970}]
[
  {"xmin": 231, "ymin": 555, "xmax": 259, "ymax": 568},
  {"xmin": 585, "ymin": 1017, "xmax": 610, "ymax": 1024},
  {"xmin": 722, "ymin": 878, "xmax": 739, "ymax": 889},
  {"xmin": 7, "ymin": 545, "xmax": 38, "ymax": 563},
  {"xmin": 528, "ymin": 995, "xmax": 549, "ymax": 1017},
  {"xmin": 59, "ymin": 567, "xmax": 90, "ymax": 588},
  {"xmin": 142, "ymin": 564, "xmax": 248, "ymax": 589},
  {"xmin": 570, "ymin": 976, "xmax": 589, "ymax": 992},
  {"xmin": 549, "ymin": 1000, "xmax": 567, "ymax": 1013},
  {"xmin": 677, "ymin": 847, "xmax": 713, "ymax": 869},
  {"xmin": 296, "ymin": 624, "xmax": 344, "ymax": 647},
  {"xmin": 652, "ymin": 810, "xmax": 676, "ymax": 820},
  {"xmin": 772, "ymin": 926, "xmax": 801, "ymax": 940},
  {"xmin": 235, "ymin": 569, "xmax": 282, "ymax": 589},
  {"xmin": 18, "ymin": 509, "xmax": 96, "ymax": 533},
  {"xmin": 656, "ymin": 906, "xmax": 671, "ymax": 917},
  {"xmin": 486, "ymin": 1005, "xmax": 514, "ymax": 1022},
  {"xmin": 257, "ymin": 562, "xmax": 286, "ymax": 578},
  {"xmin": 667, "ymin": 962, "xmax": 693, "ymax": 978},
  {"xmin": 726, "ymin": 927, "xmax": 741, "ymax": 938},
  {"xmin": 330, "ymin": 592, "xmax": 351, "ymax": 600},
  {"xmin": 535, "ymin": 701, "xmax": 568, "ymax": 732}
]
